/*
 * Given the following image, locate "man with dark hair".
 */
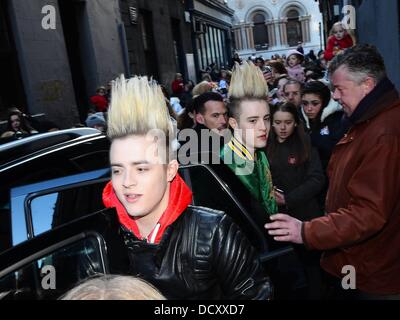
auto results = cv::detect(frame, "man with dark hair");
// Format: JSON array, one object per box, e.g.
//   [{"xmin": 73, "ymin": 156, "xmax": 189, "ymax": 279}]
[
  {"xmin": 192, "ymin": 91, "xmax": 227, "ymax": 133},
  {"xmin": 266, "ymin": 44, "xmax": 400, "ymax": 299},
  {"xmin": 178, "ymin": 91, "xmax": 228, "ymax": 164}
]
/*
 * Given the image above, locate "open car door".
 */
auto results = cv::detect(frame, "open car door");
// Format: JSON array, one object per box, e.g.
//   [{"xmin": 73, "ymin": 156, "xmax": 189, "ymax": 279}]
[{"xmin": 0, "ymin": 208, "xmax": 128, "ymax": 300}]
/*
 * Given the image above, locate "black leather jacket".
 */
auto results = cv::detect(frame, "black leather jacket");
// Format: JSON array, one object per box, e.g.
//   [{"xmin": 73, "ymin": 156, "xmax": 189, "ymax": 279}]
[{"xmin": 121, "ymin": 205, "xmax": 272, "ymax": 300}]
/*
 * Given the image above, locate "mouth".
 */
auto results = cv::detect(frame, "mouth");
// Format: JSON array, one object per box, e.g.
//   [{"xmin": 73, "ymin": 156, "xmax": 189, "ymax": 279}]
[
  {"xmin": 124, "ymin": 194, "xmax": 142, "ymax": 204},
  {"xmin": 258, "ymin": 135, "xmax": 267, "ymax": 141},
  {"xmin": 280, "ymin": 132, "xmax": 287, "ymax": 136}
]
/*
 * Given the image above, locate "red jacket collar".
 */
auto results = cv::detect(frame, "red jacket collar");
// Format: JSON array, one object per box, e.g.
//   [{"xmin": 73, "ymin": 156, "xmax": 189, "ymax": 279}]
[{"xmin": 102, "ymin": 173, "xmax": 193, "ymax": 244}]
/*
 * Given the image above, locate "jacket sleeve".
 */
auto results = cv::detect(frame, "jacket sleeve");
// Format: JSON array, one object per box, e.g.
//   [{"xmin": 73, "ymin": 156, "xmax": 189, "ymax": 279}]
[
  {"xmin": 303, "ymin": 135, "xmax": 400, "ymax": 250},
  {"xmin": 324, "ymin": 36, "xmax": 335, "ymax": 61},
  {"xmin": 213, "ymin": 214, "xmax": 272, "ymax": 300},
  {"xmin": 285, "ymin": 148, "xmax": 325, "ymax": 208},
  {"xmin": 344, "ymin": 34, "xmax": 354, "ymax": 48}
]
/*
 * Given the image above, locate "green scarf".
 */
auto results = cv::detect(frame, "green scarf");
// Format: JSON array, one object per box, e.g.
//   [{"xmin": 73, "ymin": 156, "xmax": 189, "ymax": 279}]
[{"xmin": 221, "ymin": 137, "xmax": 277, "ymax": 215}]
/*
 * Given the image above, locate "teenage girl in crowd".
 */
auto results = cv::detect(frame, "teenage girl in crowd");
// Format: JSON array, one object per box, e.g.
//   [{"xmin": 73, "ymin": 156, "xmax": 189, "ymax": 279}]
[{"xmin": 267, "ymin": 102, "xmax": 325, "ymax": 299}]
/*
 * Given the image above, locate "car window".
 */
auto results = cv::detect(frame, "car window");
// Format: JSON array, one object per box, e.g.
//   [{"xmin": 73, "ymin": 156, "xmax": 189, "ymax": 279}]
[
  {"xmin": 0, "ymin": 136, "xmax": 110, "ymax": 254},
  {"xmin": 7, "ymin": 168, "xmax": 110, "ymax": 249},
  {"xmin": 29, "ymin": 181, "xmax": 108, "ymax": 237},
  {"xmin": 70, "ymin": 150, "xmax": 109, "ymax": 172},
  {"xmin": 0, "ymin": 167, "xmax": 68, "ymax": 254},
  {"xmin": 0, "ymin": 233, "xmax": 107, "ymax": 300}
]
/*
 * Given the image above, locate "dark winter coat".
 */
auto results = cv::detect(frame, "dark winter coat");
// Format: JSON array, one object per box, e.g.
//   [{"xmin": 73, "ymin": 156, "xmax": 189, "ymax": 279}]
[
  {"xmin": 300, "ymin": 100, "xmax": 347, "ymax": 173},
  {"xmin": 267, "ymin": 135, "xmax": 325, "ymax": 221}
]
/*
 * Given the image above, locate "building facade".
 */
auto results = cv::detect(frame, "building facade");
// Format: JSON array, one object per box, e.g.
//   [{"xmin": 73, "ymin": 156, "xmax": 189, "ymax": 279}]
[
  {"xmin": 227, "ymin": 0, "xmax": 324, "ymax": 59},
  {"xmin": 0, "ymin": 0, "xmax": 194, "ymax": 128},
  {"xmin": 317, "ymin": 0, "xmax": 400, "ymax": 90},
  {"xmin": 119, "ymin": 0, "xmax": 193, "ymax": 87},
  {"xmin": 1, "ymin": 0, "xmax": 127, "ymax": 127},
  {"xmin": 187, "ymin": 0, "xmax": 234, "ymax": 80}
]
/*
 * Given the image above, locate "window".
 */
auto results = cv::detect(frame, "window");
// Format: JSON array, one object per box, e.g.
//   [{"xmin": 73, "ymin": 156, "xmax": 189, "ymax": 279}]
[
  {"xmin": 0, "ymin": 235, "xmax": 106, "ymax": 300},
  {"xmin": 30, "ymin": 180, "xmax": 108, "ymax": 237},
  {"xmin": 286, "ymin": 9, "xmax": 302, "ymax": 47},
  {"xmin": 253, "ymin": 13, "xmax": 269, "ymax": 50}
]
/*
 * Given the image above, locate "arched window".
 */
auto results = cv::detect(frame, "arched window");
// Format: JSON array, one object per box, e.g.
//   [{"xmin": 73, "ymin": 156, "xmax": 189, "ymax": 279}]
[
  {"xmin": 253, "ymin": 12, "xmax": 269, "ymax": 50},
  {"xmin": 286, "ymin": 9, "xmax": 302, "ymax": 47}
]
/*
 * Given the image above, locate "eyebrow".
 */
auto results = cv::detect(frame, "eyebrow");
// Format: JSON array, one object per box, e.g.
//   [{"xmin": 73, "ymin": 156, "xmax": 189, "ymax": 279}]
[
  {"xmin": 247, "ymin": 115, "xmax": 269, "ymax": 120},
  {"xmin": 211, "ymin": 112, "xmax": 226, "ymax": 116},
  {"xmin": 110, "ymin": 160, "xmax": 150, "ymax": 167}
]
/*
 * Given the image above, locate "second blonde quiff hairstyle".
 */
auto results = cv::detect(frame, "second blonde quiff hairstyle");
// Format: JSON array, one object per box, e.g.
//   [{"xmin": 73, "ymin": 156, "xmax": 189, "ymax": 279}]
[
  {"xmin": 228, "ymin": 61, "xmax": 268, "ymax": 99},
  {"xmin": 227, "ymin": 61, "xmax": 268, "ymax": 119}
]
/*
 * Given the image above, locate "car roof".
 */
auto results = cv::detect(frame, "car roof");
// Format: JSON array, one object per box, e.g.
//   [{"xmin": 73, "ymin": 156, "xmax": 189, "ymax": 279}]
[{"xmin": 0, "ymin": 128, "xmax": 105, "ymax": 170}]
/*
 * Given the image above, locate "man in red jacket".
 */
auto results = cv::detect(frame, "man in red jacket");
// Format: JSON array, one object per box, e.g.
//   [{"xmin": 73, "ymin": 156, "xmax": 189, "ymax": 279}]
[{"xmin": 265, "ymin": 44, "xmax": 400, "ymax": 299}]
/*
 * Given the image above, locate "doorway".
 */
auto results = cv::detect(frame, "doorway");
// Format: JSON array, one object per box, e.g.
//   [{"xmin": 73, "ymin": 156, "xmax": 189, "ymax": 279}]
[
  {"xmin": 0, "ymin": 0, "xmax": 27, "ymax": 120},
  {"xmin": 58, "ymin": 0, "xmax": 90, "ymax": 122}
]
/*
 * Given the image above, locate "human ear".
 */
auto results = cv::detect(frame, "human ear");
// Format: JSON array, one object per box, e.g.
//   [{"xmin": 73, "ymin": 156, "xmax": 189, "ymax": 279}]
[
  {"xmin": 195, "ymin": 113, "xmax": 205, "ymax": 124},
  {"xmin": 166, "ymin": 160, "xmax": 179, "ymax": 182},
  {"xmin": 363, "ymin": 77, "xmax": 376, "ymax": 95},
  {"xmin": 188, "ymin": 111, "xmax": 195, "ymax": 120},
  {"xmin": 228, "ymin": 117, "xmax": 238, "ymax": 130}
]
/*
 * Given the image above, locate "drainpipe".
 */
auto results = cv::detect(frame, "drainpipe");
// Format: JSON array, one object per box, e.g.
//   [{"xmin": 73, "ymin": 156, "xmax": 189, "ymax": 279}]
[
  {"xmin": 118, "ymin": 23, "xmax": 131, "ymax": 77},
  {"xmin": 187, "ymin": 0, "xmax": 200, "ymax": 83}
]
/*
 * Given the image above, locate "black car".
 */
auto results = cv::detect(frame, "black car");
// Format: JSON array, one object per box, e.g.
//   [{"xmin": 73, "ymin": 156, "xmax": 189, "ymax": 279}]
[{"xmin": 0, "ymin": 128, "xmax": 292, "ymax": 300}]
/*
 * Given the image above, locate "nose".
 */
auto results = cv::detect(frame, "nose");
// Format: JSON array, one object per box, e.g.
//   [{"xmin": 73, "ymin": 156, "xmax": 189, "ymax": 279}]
[
  {"xmin": 122, "ymin": 170, "xmax": 137, "ymax": 188},
  {"xmin": 259, "ymin": 120, "xmax": 268, "ymax": 132},
  {"xmin": 219, "ymin": 115, "xmax": 227, "ymax": 125},
  {"xmin": 332, "ymin": 88, "xmax": 340, "ymax": 101}
]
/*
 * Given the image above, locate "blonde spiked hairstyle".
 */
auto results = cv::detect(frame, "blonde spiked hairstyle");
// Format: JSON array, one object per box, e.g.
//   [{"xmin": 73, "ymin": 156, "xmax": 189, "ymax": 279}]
[
  {"xmin": 227, "ymin": 61, "xmax": 268, "ymax": 119},
  {"xmin": 107, "ymin": 75, "xmax": 172, "ymax": 140},
  {"xmin": 228, "ymin": 61, "xmax": 268, "ymax": 100}
]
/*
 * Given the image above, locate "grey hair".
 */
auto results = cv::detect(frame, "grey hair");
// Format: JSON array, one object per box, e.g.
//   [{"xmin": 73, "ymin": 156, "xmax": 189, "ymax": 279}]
[
  {"xmin": 60, "ymin": 275, "xmax": 166, "ymax": 300},
  {"xmin": 282, "ymin": 78, "xmax": 304, "ymax": 93},
  {"xmin": 328, "ymin": 44, "xmax": 387, "ymax": 85}
]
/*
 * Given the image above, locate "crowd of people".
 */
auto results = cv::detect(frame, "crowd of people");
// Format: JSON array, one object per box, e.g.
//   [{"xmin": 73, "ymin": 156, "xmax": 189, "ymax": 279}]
[
  {"xmin": 2, "ymin": 21, "xmax": 400, "ymax": 301},
  {"xmin": 79, "ymin": 41, "xmax": 400, "ymax": 300}
]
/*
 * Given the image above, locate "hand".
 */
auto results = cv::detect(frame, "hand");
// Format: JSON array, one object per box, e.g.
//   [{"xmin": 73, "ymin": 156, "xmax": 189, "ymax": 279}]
[
  {"xmin": 274, "ymin": 191, "xmax": 285, "ymax": 206},
  {"xmin": 264, "ymin": 214, "xmax": 303, "ymax": 244},
  {"xmin": 263, "ymin": 73, "xmax": 273, "ymax": 82}
]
